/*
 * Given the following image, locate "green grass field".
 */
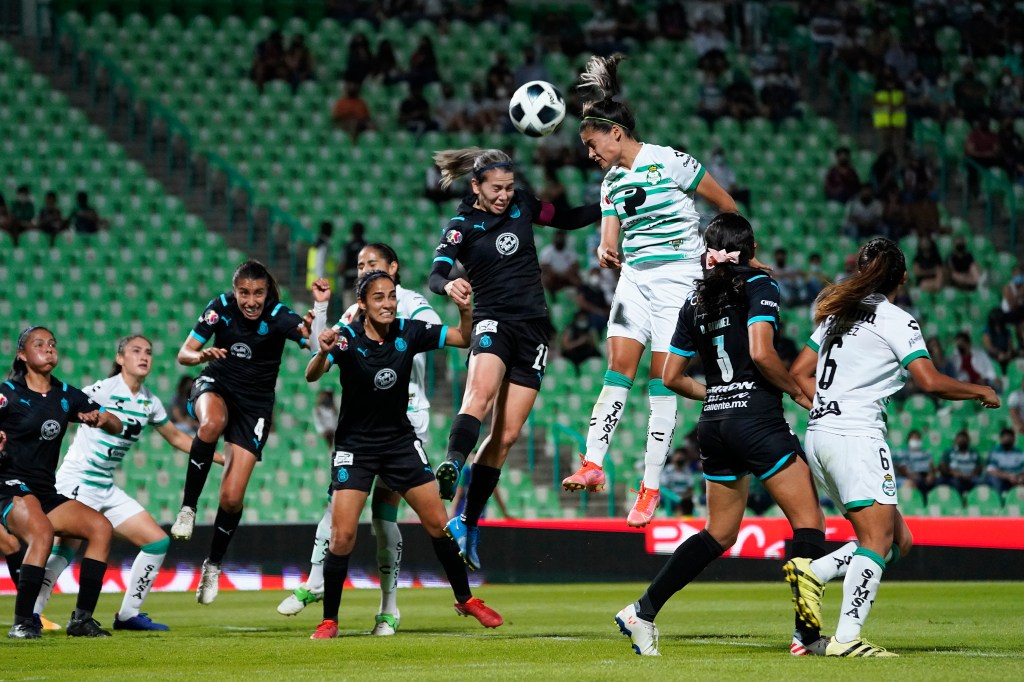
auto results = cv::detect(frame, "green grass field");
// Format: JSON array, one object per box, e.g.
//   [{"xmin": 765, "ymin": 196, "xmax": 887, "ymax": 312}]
[{"xmin": 4, "ymin": 582, "xmax": 1023, "ymax": 680}]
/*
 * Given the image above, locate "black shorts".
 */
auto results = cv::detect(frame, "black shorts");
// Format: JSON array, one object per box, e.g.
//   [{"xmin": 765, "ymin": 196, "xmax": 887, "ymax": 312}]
[
  {"xmin": 1, "ymin": 479, "xmax": 71, "ymax": 531},
  {"xmin": 471, "ymin": 317, "xmax": 553, "ymax": 390},
  {"xmin": 189, "ymin": 375, "xmax": 273, "ymax": 459},
  {"xmin": 330, "ymin": 440, "xmax": 435, "ymax": 494},
  {"xmin": 697, "ymin": 418, "xmax": 803, "ymax": 482}
]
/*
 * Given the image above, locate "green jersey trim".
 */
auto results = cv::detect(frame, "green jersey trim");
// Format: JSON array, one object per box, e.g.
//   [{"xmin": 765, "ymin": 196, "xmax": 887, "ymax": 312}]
[
  {"xmin": 900, "ymin": 349, "xmax": 930, "ymax": 368},
  {"xmin": 627, "ymin": 253, "xmax": 692, "ymax": 265},
  {"xmin": 684, "ymin": 166, "xmax": 706, "ymax": 193}
]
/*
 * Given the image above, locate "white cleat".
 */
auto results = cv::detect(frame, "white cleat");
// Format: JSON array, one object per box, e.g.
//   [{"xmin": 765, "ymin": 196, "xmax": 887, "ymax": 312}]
[
  {"xmin": 196, "ymin": 559, "xmax": 221, "ymax": 605},
  {"xmin": 276, "ymin": 586, "xmax": 324, "ymax": 616},
  {"xmin": 371, "ymin": 612, "xmax": 399, "ymax": 636},
  {"xmin": 171, "ymin": 506, "xmax": 196, "ymax": 540},
  {"xmin": 614, "ymin": 603, "xmax": 660, "ymax": 656},
  {"xmin": 791, "ymin": 633, "xmax": 829, "ymax": 656}
]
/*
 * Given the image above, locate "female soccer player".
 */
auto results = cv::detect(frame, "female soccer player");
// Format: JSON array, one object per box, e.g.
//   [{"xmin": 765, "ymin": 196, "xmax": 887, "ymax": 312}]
[
  {"xmin": 786, "ymin": 238, "xmax": 999, "ymax": 657},
  {"xmin": 304, "ymin": 271, "xmax": 502, "ymax": 639},
  {"xmin": 614, "ymin": 214, "xmax": 825, "ymax": 657},
  {"xmin": 0, "ymin": 326, "xmax": 122, "ymax": 638},
  {"xmin": 279, "ymin": 244, "xmax": 442, "ymax": 636},
  {"xmin": 561, "ymin": 55, "xmax": 741, "ymax": 527},
  {"xmin": 33, "ymin": 334, "xmax": 221, "ymax": 630},
  {"xmin": 428, "ymin": 146, "xmax": 599, "ymax": 570},
  {"xmin": 171, "ymin": 260, "xmax": 312, "ymax": 604}
]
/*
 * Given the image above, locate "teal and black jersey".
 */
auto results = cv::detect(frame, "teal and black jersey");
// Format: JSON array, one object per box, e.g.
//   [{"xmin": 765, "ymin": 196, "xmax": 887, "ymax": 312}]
[
  {"xmin": 326, "ymin": 317, "xmax": 447, "ymax": 452},
  {"xmin": 0, "ymin": 377, "xmax": 99, "ymax": 494},
  {"xmin": 670, "ymin": 266, "xmax": 784, "ymax": 421},
  {"xmin": 190, "ymin": 292, "xmax": 308, "ymax": 396}
]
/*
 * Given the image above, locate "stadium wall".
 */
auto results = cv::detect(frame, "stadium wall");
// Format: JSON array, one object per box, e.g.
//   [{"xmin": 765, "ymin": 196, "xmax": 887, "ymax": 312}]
[{"xmin": 4, "ymin": 518, "xmax": 1022, "ymax": 595}]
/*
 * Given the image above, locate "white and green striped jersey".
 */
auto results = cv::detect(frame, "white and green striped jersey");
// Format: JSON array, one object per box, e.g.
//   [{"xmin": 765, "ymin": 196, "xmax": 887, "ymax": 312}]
[
  {"xmin": 601, "ymin": 143, "xmax": 706, "ymax": 266},
  {"xmin": 58, "ymin": 374, "xmax": 168, "ymax": 490}
]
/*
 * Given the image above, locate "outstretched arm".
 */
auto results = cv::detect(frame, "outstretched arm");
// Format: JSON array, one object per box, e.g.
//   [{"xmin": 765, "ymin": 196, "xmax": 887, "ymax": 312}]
[
  {"xmin": 307, "ymin": 328, "xmax": 339, "ymax": 382},
  {"xmin": 540, "ymin": 201, "xmax": 601, "ymax": 231},
  {"xmin": 662, "ymin": 352, "xmax": 706, "ymax": 401}
]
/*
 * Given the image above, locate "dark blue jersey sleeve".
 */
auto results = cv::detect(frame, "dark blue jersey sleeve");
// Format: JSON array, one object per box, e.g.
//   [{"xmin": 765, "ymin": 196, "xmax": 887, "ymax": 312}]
[
  {"xmin": 744, "ymin": 274, "xmax": 781, "ymax": 329},
  {"xmin": 669, "ymin": 297, "xmax": 698, "ymax": 357},
  {"xmin": 405, "ymin": 319, "xmax": 447, "ymax": 354},
  {"xmin": 429, "ymin": 218, "xmax": 465, "ymax": 294},
  {"xmin": 191, "ymin": 294, "xmax": 229, "ymax": 344},
  {"xmin": 0, "ymin": 382, "xmax": 13, "ymax": 421},
  {"xmin": 269, "ymin": 303, "xmax": 309, "ymax": 347},
  {"xmin": 65, "ymin": 383, "xmax": 101, "ymax": 422}
]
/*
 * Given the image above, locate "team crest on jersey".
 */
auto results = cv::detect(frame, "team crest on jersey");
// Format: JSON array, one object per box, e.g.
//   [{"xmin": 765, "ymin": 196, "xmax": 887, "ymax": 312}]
[
  {"xmin": 882, "ymin": 474, "xmax": 896, "ymax": 497},
  {"xmin": 479, "ymin": 335, "xmax": 493, "ymax": 348},
  {"xmin": 646, "ymin": 165, "xmax": 662, "ymax": 185},
  {"xmin": 230, "ymin": 343, "xmax": 252, "ymax": 359},
  {"xmin": 496, "ymin": 232, "xmax": 519, "ymax": 256},
  {"xmin": 395, "ymin": 338, "xmax": 407, "ymax": 352},
  {"xmin": 336, "ymin": 467, "xmax": 349, "ymax": 483},
  {"xmin": 203, "ymin": 309, "xmax": 219, "ymax": 325},
  {"xmin": 446, "ymin": 230, "xmax": 463, "ymax": 245},
  {"xmin": 0, "ymin": 394, "xmax": 6, "ymax": 410},
  {"xmin": 40, "ymin": 419, "xmax": 61, "ymax": 440},
  {"xmin": 510, "ymin": 204, "xmax": 521, "ymax": 219},
  {"xmin": 60, "ymin": 398, "xmax": 69, "ymax": 413},
  {"xmin": 337, "ymin": 336, "xmax": 349, "ymax": 351},
  {"xmin": 374, "ymin": 368, "xmax": 398, "ymax": 390},
  {"xmin": 258, "ymin": 321, "xmax": 269, "ymax": 335}
]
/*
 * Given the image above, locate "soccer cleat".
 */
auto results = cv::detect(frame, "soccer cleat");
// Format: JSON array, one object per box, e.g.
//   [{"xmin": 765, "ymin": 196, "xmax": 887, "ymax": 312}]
[
  {"xmin": 196, "ymin": 559, "xmax": 222, "ymax": 605},
  {"xmin": 783, "ymin": 557, "xmax": 825, "ymax": 630},
  {"xmin": 371, "ymin": 613, "xmax": 400, "ymax": 636},
  {"xmin": 614, "ymin": 603, "xmax": 660, "ymax": 656},
  {"xmin": 791, "ymin": 633, "xmax": 829, "ymax": 656},
  {"xmin": 8, "ymin": 621, "xmax": 42, "ymax": 639},
  {"xmin": 626, "ymin": 484, "xmax": 660, "ymax": 527},
  {"xmin": 37, "ymin": 613, "xmax": 61, "ymax": 631},
  {"xmin": 66, "ymin": 614, "xmax": 112, "ymax": 637},
  {"xmin": 454, "ymin": 597, "xmax": 503, "ymax": 628},
  {"xmin": 171, "ymin": 506, "xmax": 196, "ymax": 540},
  {"xmin": 113, "ymin": 612, "xmax": 170, "ymax": 631},
  {"xmin": 435, "ymin": 459, "xmax": 461, "ymax": 501},
  {"xmin": 465, "ymin": 526, "xmax": 481, "ymax": 571},
  {"xmin": 277, "ymin": 586, "xmax": 324, "ymax": 616},
  {"xmin": 310, "ymin": 619, "xmax": 339, "ymax": 640},
  {"xmin": 562, "ymin": 454, "xmax": 606, "ymax": 492},
  {"xmin": 826, "ymin": 637, "xmax": 898, "ymax": 657},
  {"xmin": 445, "ymin": 516, "xmax": 481, "ymax": 571}
]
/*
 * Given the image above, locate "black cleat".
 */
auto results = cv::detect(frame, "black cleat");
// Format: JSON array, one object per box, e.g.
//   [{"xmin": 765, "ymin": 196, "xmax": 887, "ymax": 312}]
[
  {"xmin": 435, "ymin": 459, "xmax": 462, "ymax": 501},
  {"xmin": 66, "ymin": 614, "xmax": 112, "ymax": 637},
  {"xmin": 8, "ymin": 621, "xmax": 42, "ymax": 639}
]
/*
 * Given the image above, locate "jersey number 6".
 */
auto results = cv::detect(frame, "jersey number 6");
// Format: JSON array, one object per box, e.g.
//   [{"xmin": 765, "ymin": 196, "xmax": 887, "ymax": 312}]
[{"xmin": 818, "ymin": 337, "xmax": 844, "ymax": 390}]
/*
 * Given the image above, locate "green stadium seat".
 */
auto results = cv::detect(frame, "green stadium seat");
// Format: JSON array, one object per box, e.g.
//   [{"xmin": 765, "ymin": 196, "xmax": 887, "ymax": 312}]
[
  {"xmin": 964, "ymin": 485, "xmax": 1004, "ymax": 517},
  {"xmin": 926, "ymin": 485, "xmax": 964, "ymax": 516}
]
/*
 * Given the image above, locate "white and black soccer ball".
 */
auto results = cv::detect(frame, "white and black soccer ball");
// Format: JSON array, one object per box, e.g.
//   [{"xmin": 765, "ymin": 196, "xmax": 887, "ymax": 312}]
[{"xmin": 508, "ymin": 80, "xmax": 566, "ymax": 138}]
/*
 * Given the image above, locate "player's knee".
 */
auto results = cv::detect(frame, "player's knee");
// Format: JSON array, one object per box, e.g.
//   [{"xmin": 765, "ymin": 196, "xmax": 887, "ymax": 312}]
[
  {"xmin": 329, "ymin": 528, "xmax": 357, "ymax": 554},
  {"xmin": 85, "ymin": 513, "xmax": 114, "ymax": 543},
  {"xmin": 707, "ymin": 526, "xmax": 738, "ymax": 550},
  {"xmin": 218, "ymin": 492, "xmax": 244, "ymax": 512}
]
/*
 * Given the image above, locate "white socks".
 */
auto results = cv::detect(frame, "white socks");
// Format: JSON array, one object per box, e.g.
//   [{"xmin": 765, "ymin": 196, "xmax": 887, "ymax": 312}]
[
  {"xmin": 118, "ymin": 543, "xmax": 168, "ymax": 620},
  {"xmin": 834, "ymin": 549, "xmax": 885, "ymax": 643},
  {"xmin": 372, "ymin": 517, "xmax": 402, "ymax": 616},
  {"xmin": 305, "ymin": 506, "xmax": 331, "ymax": 592},
  {"xmin": 584, "ymin": 376, "xmax": 632, "ymax": 468},
  {"xmin": 810, "ymin": 541, "xmax": 858, "ymax": 583},
  {"xmin": 642, "ymin": 388, "xmax": 677, "ymax": 489}
]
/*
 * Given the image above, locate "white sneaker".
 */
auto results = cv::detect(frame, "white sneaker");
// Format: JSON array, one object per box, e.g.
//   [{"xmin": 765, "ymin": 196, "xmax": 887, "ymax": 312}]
[
  {"xmin": 614, "ymin": 603, "xmax": 660, "ymax": 656},
  {"xmin": 171, "ymin": 506, "xmax": 196, "ymax": 540},
  {"xmin": 196, "ymin": 559, "xmax": 221, "ymax": 605},
  {"xmin": 276, "ymin": 586, "xmax": 324, "ymax": 616},
  {"xmin": 791, "ymin": 633, "xmax": 829, "ymax": 656},
  {"xmin": 371, "ymin": 612, "xmax": 399, "ymax": 636}
]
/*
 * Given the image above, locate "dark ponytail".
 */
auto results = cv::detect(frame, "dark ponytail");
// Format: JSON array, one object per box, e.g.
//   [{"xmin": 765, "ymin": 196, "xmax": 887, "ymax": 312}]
[
  {"xmin": 9, "ymin": 326, "xmax": 52, "ymax": 382},
  {"xmin": 109, "ymin": 334, "xmax": 152, "ymax": 378},
  {"xmin": 232, "ymin": 260, "xmax": 281, "ymax": 306},
  {"xmin": 363, "ymin": 242, "xmax": 401, "ymax": 285},
  {"xmin": 814, "ymin": 238, "xmax": 906, "ymax": 324},
  {"xmin": 576, "ymin": 54, "xmax": 638, "ymax": 138},
  {"xmin": 694, "ymin": 214, "xmax": 756, "ymax": 320}
]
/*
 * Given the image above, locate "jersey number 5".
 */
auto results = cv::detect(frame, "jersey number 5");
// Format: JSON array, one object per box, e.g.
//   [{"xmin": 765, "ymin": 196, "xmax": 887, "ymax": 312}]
[{"xmin": 712, "ymin": 335, "xmax": 734, "ymax": 382}]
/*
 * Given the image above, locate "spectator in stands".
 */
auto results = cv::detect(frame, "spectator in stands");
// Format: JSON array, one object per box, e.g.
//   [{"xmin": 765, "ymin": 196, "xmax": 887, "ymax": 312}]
[
  {"xmin": 169, "ymin": 375, "xmax": 199, "ymax": 436},
  {"xmin": 905, "ymin": 70, "xmax": 938, "ymax": 123},
  {"xmin": 660, "ymin": 446, "xmax": 699, "ymax": 516},
  {"xmin": 692, "ymin": 18, "xmax": 729, "ymax": 77},
  {"xmin": 343, "ymin": 32, "xmax": 373, "ymax": 85},
  {"xmin": 575, "ymin": 266, "xmax": 611, "ymax": 332},
  {"xmin": 331, "ymin": 81, "xmax": 373, "ymax": 141},
  {"xmin": 582, "ymin": 1, "xmax": 623, "ymax": 56},
  {"xmin": 559, "ymin": 309, "xmax": 602, "ymax": 373},
  {"xmin": 8, "ymin": 185, "xmax": 34, "ymax": 243},
  {"xmin": 68, "ymin": 191, "xmax": 103, "ymax": 234},
  {"xmin": 824, "ymin": 147, "xmax": 861, "ymax": 203},
  {"xmin": 946, "ymin": 236, "xmax": 982, "ymax": 291},
  {"xmin": 485, "ymin": 51, "xmax": 514, "ymax": 99},
  {"xmin": 931, "ymin": 72, "xmax": 957, "ymax": 126},
  {"xmin": 925, "ymin": 336, "xmax": 957, "ymax": 379},
  {"xmin": 540, "ymin": 230, "xmax": 581, "ymax": 298},
  {"xmin": 369, "ymin": 39, "xmax": 401, "ymax": 85},
  {"xmin": 514, "ymin": 47, "xmax": 549, "ymax": 87},
  {"xmin": 1001, "ymin": 265, "xmax": 1024, "ymax": 334},
  {"xmin": 880, "ymin": 185, "xmax": 908, "ymax": 239},
  {"xmin": 985, "ymin": 428, "xmax": 1024, "ymax": 493},
  {"xmin": 913, "ymin": 233, "xmax": 945, "ymax": 293},
  {"xmin": 870, "ymin": 146, "xmax": 900, "ymax": 195},
  {"xmin": 760, "ymin": 56, "xmax": 802, "ymax": 122},
  {"xmin": 843, "ymin": 183, "xmax": 884, "ymax": 239},
  {"xmin": 803, "ymin": 252, "xmax": 827, "ymax": 303},
  {"xmin": 982, "ymin": 307, "xmax": 1017, "ymax": 373},
  {"xmin": 992, "ymin": 70, "xmax": 1021, "ymax": 120},
  {"xmin": 965, "ymin": 116, "xmax": 1003, "ymax": 196},
  {"xmin": 424, "ymin": 162, "xmax": 461, "ymax": 204},
  {"xmin": 313, "ymin": 390, "xmax": 338, "ymax": 448},
  {"xmin": 341, "ymin": 221, "xmax": 366, "ymax": 307},
  {"xmin": 656, "ymin": 0, "xmax": 688, "ymax": 41},
  {"xmin": 872, "ymin": 69, "xmax": 907, "ymax": 150},
  {"xmin": 696, "ymin": 72, "xmax": 727, "ymax": 127},
  {"xmin": 285, "ymin": 34, "xmax": 314, "ymax": 92},
  {"xmin": 771, "ymin": 247, "xmax": 805, "ymax": 307},
  {"xmin": 704, "ymin": 148, "xmax": 749, "ymax": 208},
  {"xmin": 883, "ymin": 36, "xmax": 917, "ymax": 82},
  {"xmin": 398, "ymin": 83, "xmax": 439, "ymax": 134},
  {"xmin": 435, "ymin": 82, "xmax": 470, "ymax": 133},
  {"xmin": 251, "ymin": 30, "xmax": 287, "ymax": 92},
  {"xmin": 938, "ymin": 430, "xmax": 983, "ymax": 495},
  {"xmin": 895, "ymin": 429, "xmax": 936, "ymax": 497},
  {"xmin": 406, "ymin": 36, "xmax": 440, "ymax": 88},
  {"xmin": 0, "ymin": 192, "xmax": 12, "ymax": 243},
  {"xmin": 35, "ymin": 190, "xmax": 66, "ymax": 245},
  {"xmin": 905, "ymin": 185, "xmax": 942, "ymax": 237},
  {"xmin": 962, "ymin": 4, "xmax": 998, "ymax": 59},
  {"xmin": 539, "ymin": 162, "xmax": 570, "ymax": 215},
  {"xmin": 952, "ymin": 330, "xmax": 1000, "ymax": 391},
  {"xmin": 954, "ymin": 62, "xmax": 990, "ymax": 121},
  {"xmin": 998, "ymin": 117, "xmax": 1024, "ymax": 179},
  {"xmin": 1009, "ymin": 378, "xmax": 1024, "ymax": 435},
  {"xmin": 306, "ymin": 221, "xmax": 336, "ymax": 296},
  {"xmin": 723, "ymin": 73, "xmax": 758, "ymax": 122}
]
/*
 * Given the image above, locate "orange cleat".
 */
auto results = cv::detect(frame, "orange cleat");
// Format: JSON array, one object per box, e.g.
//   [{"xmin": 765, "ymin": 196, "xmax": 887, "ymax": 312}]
[
  {"xmin": 561, "ymin": 454, "xmax": 606, "ymax": 492},
  {"xmin": 454, "ymin": 597, "xmax": 503, "ymax": 628},
  {"xmin": 626, "ymin": 484, "xmax": 660, "ymax": 527},
  {"xmin": 310, "ymin": 619, "xmax": 339, "ymax": 640}
]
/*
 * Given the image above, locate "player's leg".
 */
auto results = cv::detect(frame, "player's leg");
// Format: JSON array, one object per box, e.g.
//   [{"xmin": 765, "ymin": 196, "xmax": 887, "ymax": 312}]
[
  {"xmin": 4, "ymin": 495, "xmax": 54, "ymax": 639},
  {"xmin": 402, "ymin": 481, "xmax": 502, "ymax": 628},
  {"xmin": 625, "ymin": 350, "xmax": 676, "ymax": 527},
  {"xmin": 173, "ymin": 390, "xmax": 228, "ymax": 540},
  {"xmin": 370, "ymin": 480, "xmax": 402, "ymax": 635},
  {"xmin": 312, "ymin": 488, "xmax": 369, "ymax": 639},
  {"xmin": 278, "ymin": 500, "xmax": 330, "ymax": 616},
  {"xmin": 437, "ymin": 352, "xmax": 506, "ymax": 500},
  {"xmin": 110, "ymin": 508, "xmax": 171, "ymax": 630},
  {"xmin": 46, "ymin": 499, "xmax": 113, "ymax": 636},
  {"xmin": 0, "ymin": 523, "xmax": 22, "ymax": 580},
  {"xmin": 32, "ymin": 538, "xmax": 78, "ymax": 629},
  {"xmin": 446, "ymin": 381, "xmax": 537, "ymax": 571}
]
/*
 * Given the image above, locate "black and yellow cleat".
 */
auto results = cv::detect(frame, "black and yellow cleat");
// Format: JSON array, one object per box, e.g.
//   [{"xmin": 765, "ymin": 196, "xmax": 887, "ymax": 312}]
[{"xmin": 783, "ymin": 557, "xmax": 825, "ymax": 630}]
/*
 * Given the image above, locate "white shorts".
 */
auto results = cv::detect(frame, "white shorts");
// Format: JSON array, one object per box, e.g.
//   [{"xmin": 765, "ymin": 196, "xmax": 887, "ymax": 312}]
[
  {"xmin": 607, "ymin": 259, "xmax": 702, "ymax": 352},
  {"xmin": 804, "ymin": 430, "xmax": 899, "ymax": 515},
  {"xmin": 408, "ymin": 409, "xmax": 429, "ymax": 444},
  {"xmin": 55, "ymin": 471, "xmax": 146, "ymax": 529}
]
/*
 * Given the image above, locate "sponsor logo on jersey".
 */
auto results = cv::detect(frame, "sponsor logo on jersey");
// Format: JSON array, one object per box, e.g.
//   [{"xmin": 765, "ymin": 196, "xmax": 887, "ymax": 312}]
[
  {"xmin": 40, "ymin": 419, "xmax": 61, "ymax": 440},
  {"xmin": 760, "ymin": 300, "xmax": 779, "ymax": 309},
  {"xmin": 374, "ymin": 368, "xmax": 398, "ymax": 390},
  {"xmin": 333, "ymin": 451, "xmax": 354, "ymax": 467},
  {"xmin": 203, "ymin": 309, "xmax": 219, "ymax": 325},
  {"xmin": 479, "ymin": 335, "xmax": 493, "ymax": 349},
  {"xmin": 496, "ymin": 232, "xmax": 519, "ymax": 256},
  {"xmin": 446, "ymin": 230, "xmax": 463, "ymax": 244},
  {"xmin": 60, "ymin": 398, "xmax": 69, "ymax": 413},
  {"xmin": 474, "ymin": 320, "xmax": 498, "ymax": 335},
  {"xmin": 395, "ymin": 338, "xmax": 407, "ymax": 352},
  {"xmin": 510, "ymin": 204, "xmax": 521, "ymax": 219},
  {"xmin": 230, "ymin": 343, "xmax": 252, "ymax": 359},
  {"xmin": 336, "ymin": 467, "xmax": 349, "ymax": 483},
  {"xmin": 646, "ymin": 165, "xmax": 662, "ymax": 185},
  {"xmin": 258, "ymin": 321, "xmax": 269, "ymax": 335},
  {"xmin": 882, "ymin": 474, "xmax": 896, "ymax": 497}
]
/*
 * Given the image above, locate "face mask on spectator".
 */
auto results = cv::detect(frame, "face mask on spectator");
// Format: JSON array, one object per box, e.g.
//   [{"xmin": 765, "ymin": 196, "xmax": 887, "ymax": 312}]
[{"xmin": 909, "ymin": 438, "xmax": 922, "ymax": 449}]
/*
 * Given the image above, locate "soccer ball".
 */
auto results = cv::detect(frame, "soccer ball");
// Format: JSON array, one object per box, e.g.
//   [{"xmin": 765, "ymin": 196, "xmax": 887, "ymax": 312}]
[{"xmin": 508, "ymin": 80, "xmax": 566, "ymax": 137}]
